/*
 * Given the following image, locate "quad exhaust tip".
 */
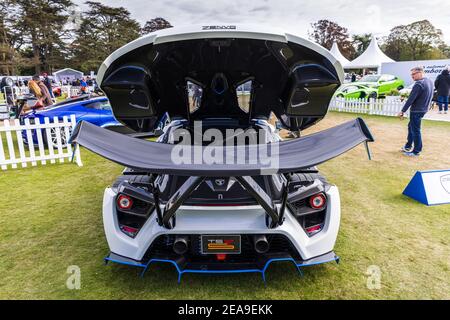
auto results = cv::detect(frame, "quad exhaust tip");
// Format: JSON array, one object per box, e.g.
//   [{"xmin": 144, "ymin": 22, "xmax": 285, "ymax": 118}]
[
  {"xmin": 173, "ymin": 236, "xmax": 189, "ymax": 255},
  {"xmin": 253, "ymin": 235, "xmax": 269, "ymax": 254}
]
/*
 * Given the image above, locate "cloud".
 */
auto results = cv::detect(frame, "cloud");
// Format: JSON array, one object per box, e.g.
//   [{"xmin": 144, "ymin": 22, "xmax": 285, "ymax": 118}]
[
  {"xmin": 250, "ymin": 6, "xmax": 270, "ymax": 13},
  {"xmin": 71, "ymin": 0, "xmax": 450, "ymax": 43}
]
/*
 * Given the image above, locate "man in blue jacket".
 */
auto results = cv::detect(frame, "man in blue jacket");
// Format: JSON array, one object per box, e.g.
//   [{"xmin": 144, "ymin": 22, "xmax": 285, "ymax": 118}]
[{"xmin": 397, "ymin": 67, "xmax": 433, "ymax": 157}]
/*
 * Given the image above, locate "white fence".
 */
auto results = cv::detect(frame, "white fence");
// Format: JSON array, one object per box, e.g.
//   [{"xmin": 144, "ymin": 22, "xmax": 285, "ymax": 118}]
[
  {"xmin": 0, "ymin": 98, "xmax": 8, "ymax": 120},
  {"xmin": 13, "ymin": 86, "xmax": 30, "ymax": 96},
  {"xmin": 61, "ymin": 85, "xmax": 82, "ymax": 98},
  {"xmin": 2, "ymin": 85, "xmax": 29, "ymax": 101},
  {"xmin": 3, "ymin": 84, "xmax": 93, "ymax": 102},
  {"xmin": 329, "ymin": 97, "xmax": 408, "ymax": 117},
  {"xmin": 61, "ymin": 85, "xmax": 95, "ymax": 98},
  {"xmin": 0, "ymin": 114, "xmax": 82, "ymax": 170}
]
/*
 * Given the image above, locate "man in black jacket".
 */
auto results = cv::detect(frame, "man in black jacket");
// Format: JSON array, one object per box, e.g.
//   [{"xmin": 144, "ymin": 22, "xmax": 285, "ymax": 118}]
[
  {"xmin": 435, "ymin": 67, "xmax": 450, "ymax": 114},
  {"xmin": 42, "ymin": 73, "xmax": 55, "ymax": 99},
  {"xmin": 397, "ymin": 67, "xmax": 433, "ymax": 157}
]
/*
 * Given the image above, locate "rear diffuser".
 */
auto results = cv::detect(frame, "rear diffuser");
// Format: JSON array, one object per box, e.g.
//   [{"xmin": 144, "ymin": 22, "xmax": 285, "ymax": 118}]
[{"xmin": 104, "ymin": 251, "xmax": 340, "ymax": 283}]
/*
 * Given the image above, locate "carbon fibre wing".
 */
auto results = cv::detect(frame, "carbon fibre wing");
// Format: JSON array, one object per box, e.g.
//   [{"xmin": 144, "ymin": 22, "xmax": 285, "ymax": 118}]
[{"xmin": 69, "ymin": 118, "xmax": 374, "ymax": 177}]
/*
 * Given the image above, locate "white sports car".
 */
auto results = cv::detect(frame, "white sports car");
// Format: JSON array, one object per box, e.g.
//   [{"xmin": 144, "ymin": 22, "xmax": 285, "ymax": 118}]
[{"xmin": 70, "ymin": 24, "xmax": 374, "ymax": 282}]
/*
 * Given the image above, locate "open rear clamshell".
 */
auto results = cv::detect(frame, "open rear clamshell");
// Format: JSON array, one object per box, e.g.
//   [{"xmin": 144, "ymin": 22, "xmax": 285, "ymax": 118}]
[
  {"xmin": 280, "ymin": 64, "xmax": 340, "ymax": 130},
  {"xmin": 97, "ymin": 25, "xmax": 344, "ymax": 132}
]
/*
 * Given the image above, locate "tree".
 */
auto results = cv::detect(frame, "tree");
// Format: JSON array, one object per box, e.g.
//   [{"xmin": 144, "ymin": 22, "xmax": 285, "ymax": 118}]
[
  {"xmin": 71, "ymin": 1, "xmax": 141, "ymax": 73},
  {"xmin": 8, "ymin": 0, "xmax": 74, "ymax": 74},
  {"xmin": 352, "ymin": 33, "xmax": 371, "ymax": 59},
  {"xmin": 141, "ymin": 17, "xmax": 173, "ymax": 35},
  {"xmin": 309, "ymin": 19, "xmax": 355, "ymax": 59},
  {"xmin": 0, "ymin": 1, "xmax": 16, "ymax": 75},
  {"xmin": 438, "ymin": 43, "xmax": 450, "ymax": 58},
  {"xmin": 383, "ymin": 20, "xmax": 445, "ymax": 61}
]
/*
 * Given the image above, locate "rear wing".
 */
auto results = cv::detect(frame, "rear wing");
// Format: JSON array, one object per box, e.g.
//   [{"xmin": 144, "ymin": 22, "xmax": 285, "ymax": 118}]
[
  {"xmin": 69, "ymin": 117, "xmax": 373, "ymax": 176},
  {"xmin": 69, "ymin": 118, "xmax": 373, "ymax": 229}
]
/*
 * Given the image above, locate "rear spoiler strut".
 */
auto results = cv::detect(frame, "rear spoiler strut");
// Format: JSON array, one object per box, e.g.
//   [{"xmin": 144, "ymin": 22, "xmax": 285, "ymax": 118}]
[{"xmin": 69, "ymin": 118, "xmax": 374, "ymax": 229}]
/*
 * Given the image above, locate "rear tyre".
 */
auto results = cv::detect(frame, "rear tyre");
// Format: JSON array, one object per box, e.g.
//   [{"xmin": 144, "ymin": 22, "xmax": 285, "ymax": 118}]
[
  {"xmin": 44, "ymin": 126, "xmax": 71, "ymax": 148},
  {"xmin": 289, "ymin": 172, "xmax": 328, "ymax": 191},
  {"xmin": 368, "ymin": 92, "xmax": 377, "ymax": 100},
  {"xmin": 0, "ymin": 76, "xmax": 14, "ymax": 88},
  {"xmin": 112, "ymin": 174, "xmax": 151, "ymax": 191}
]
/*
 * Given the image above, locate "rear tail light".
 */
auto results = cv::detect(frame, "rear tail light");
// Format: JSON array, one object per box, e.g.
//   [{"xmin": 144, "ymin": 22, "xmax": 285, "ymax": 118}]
[
  {"xmin": 288, "ymin": 192, "xmax": 327, "ymax": 237},
  {"xmin": 116, "ymin": 192, "xmax": 154, "ymax": 238},
  {"xmin": 120, "ymin": 225, "xmax": 139, "ymax": 238},
  {"xmin": 309, "ymin": 193, "xmax": 326, "ymax": 209},
  {"xmin": 117, "ymin": 194, "xmax": 133, "ymax": 210},
  {"xmin": 305, "ymin": 224, "xmax": 323, "ymax": 236}
]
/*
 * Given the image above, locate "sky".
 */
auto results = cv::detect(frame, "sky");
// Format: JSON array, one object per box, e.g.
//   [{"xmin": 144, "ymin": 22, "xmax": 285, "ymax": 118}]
[{"xmin": 72, "ymin": 0, "xmax": 450, "ymax": 44}]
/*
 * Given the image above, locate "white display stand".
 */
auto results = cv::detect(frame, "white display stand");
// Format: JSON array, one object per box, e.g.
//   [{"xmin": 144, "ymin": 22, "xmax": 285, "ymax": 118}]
[{"xmin": 403, "ymin": 170, "xmax": 450, "ymax": 206}]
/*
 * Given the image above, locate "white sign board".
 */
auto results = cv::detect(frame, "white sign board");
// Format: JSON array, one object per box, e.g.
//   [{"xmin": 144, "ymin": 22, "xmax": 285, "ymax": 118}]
[
  {"xmin": 403, "ymin": 170, "xmax": 450, "ymax": 206},
  {"xmin": 381, "ymin": 59, "xmax": 450, "ymax": 86}
]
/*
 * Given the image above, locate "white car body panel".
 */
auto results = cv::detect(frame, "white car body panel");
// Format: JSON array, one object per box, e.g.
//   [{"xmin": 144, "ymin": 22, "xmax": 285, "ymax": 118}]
[
  {"xmin": 97, "ymin": 24, "xmax": 344, "ymax": 85},
  {"xmin": 103, "ymin": 186, "xmax": 341, "ymax": 262}
]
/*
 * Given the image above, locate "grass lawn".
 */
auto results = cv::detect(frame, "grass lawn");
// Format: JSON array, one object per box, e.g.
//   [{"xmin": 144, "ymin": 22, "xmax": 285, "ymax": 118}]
[{"xmin": 0, "ymin": 112, "xmax": 449, "ymax": 299}]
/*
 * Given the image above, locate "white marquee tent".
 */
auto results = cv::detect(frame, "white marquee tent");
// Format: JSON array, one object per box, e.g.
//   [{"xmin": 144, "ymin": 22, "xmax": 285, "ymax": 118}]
[
  {"xmin": 329, "ymin": 41, "xmax": 350, "ymax": 68},
  {"xmin": 53, "ymin": 68, "xmax": 84, "ymax": 83},
  {"xmin": 346, "ymin": 36, "xmax": 395, "ymax": 71}
]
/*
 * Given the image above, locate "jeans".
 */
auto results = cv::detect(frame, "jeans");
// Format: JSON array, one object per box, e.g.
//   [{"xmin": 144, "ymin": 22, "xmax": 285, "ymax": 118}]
[
  {"xmin": 437, "ymin": 96, "xmax": 449, "ymax": 111},
  {"xmin": 405, "ymin": 112, "xmax": 426, "ymax": 154}
]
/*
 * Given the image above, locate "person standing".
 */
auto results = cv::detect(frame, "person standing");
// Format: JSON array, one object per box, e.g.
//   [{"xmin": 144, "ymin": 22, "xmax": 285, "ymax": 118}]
[
  {"xmin": 434, "ymin": 67, "xmax": 450, "ymax": 114},
  {"xmin": 80, "ymin": 77, "xmax": 88, "ymax": 95},
  {"xmin": 192, "ymin": 85, "xmax": 202, "ymax": 110},
  {"xmin": 29, "ymin": 75, "xmax": 53, "ymax": 107},
  {"xmin": 28, "ymin": 76, "xmax": 42, "ymax": 99},
  {"xmin": 25, "ymin": 77, "xmax": 42, "ymax": 113},
  {"xmin": 397, "ymin": 67, "xmax": 434, "ymax": 157},
  {"xmin": 42, "ymin": 73, "xmax": 54, "ymax": 98}
]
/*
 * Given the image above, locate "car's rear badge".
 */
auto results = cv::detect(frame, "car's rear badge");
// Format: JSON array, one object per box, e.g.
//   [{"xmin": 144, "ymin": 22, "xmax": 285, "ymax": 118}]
[
  {"xmin": 201, "ymin": 235, "xmax": 241, "ymax": 254},
  {"xmin": 202, "ymin": 25, "xmax": 236, "ymax": 30}
]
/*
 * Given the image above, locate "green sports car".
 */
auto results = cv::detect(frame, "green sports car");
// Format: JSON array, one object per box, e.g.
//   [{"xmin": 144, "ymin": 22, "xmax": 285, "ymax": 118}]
[
  {"xmin": 357, "ymin": 74, "xmax": 404, "ymax": 97},
  {"xmin": 334, "ymin": 83, "xmax": 378, "ymax": 100}
]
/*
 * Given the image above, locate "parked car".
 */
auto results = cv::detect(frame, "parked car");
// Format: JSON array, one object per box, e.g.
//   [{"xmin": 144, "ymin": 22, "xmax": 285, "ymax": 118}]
[
  {"xmin": 334, "ymin": 83, "xmax": 378, "ymax": 100},
  {"xmin": 20, "ymin": 95, "xmax": 121, "ymax": 147},
  {"xmin": 0, "ymin": 76, "xmax": 15, "ymax": 106},
  {"xmin": 357, "ymin": 74, "xmax": 404, "ymax": 97},
  {"xmin": 69, "ymin": 25, "xmax": 374, "ymax": 280}
]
